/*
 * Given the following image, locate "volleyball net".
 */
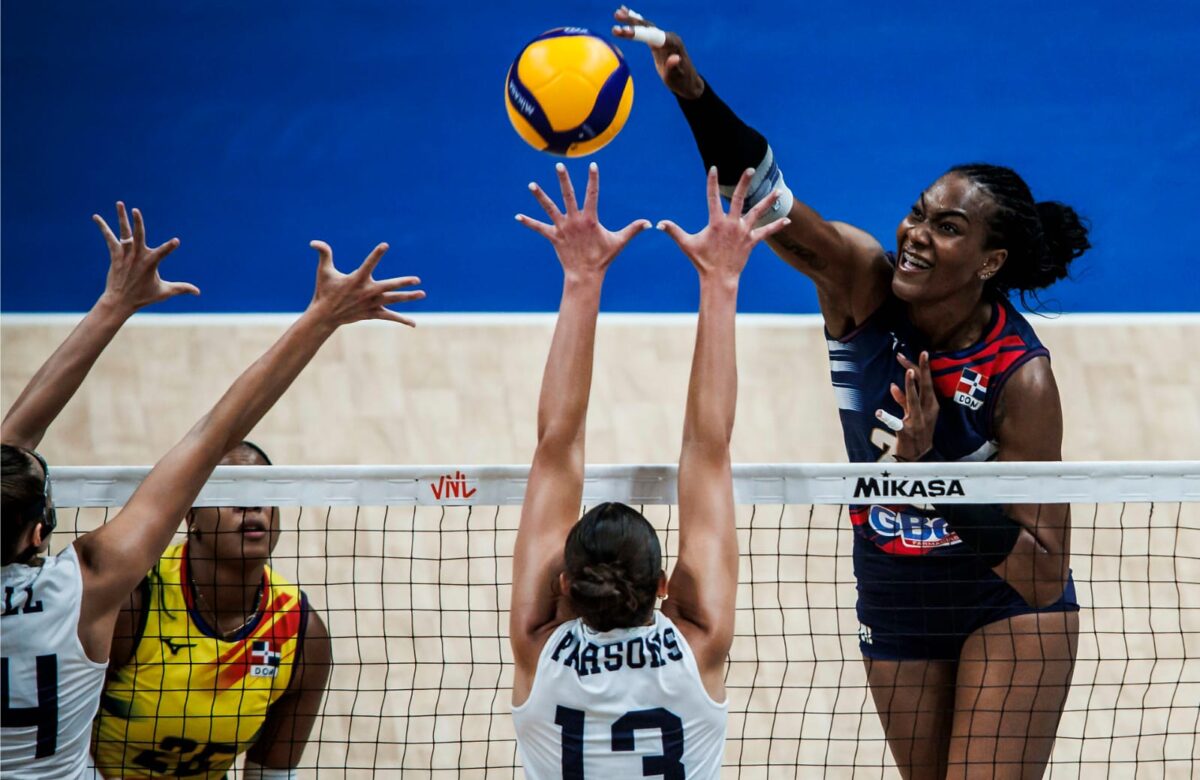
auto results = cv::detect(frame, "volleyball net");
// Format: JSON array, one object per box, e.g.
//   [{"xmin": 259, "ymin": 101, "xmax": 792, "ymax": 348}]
[{"xmin": 53, "ymin": 461, "xmax": 1199, "ymax": 778}]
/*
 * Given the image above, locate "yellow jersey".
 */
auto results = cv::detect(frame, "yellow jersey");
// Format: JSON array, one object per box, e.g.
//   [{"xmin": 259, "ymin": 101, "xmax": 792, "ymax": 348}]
[{"xmin": 91, "ymin": 543, "xmax": 307, "ymax": 779}]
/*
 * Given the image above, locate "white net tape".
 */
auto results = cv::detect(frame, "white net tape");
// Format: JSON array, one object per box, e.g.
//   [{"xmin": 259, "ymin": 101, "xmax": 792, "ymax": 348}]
[{"xmin": 50, "ymin": 461, "xmax": 1198, "ymax": 778}]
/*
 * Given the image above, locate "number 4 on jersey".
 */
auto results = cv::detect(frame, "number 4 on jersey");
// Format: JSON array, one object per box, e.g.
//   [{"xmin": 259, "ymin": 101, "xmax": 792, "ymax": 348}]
[{"xmin": 1, "ymin": 655, "xmax": 59, "ymax": 759}]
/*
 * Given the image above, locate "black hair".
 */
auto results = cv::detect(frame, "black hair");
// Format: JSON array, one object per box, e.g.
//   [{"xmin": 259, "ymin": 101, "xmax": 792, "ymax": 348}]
[
  {"xmin": 949, "ymin": 163, "xmax": 1091, "ymax": 308},
  {"xmin": 234, "ymin": 440, "xmax": 272, "ymax": 465},
  {"xmin": 2, "ymin": 444, "xmax": 48, "ymax": 565},
  {"xmin": 563, "ymin": 502, "xmax": 663, "ymax": 632}
]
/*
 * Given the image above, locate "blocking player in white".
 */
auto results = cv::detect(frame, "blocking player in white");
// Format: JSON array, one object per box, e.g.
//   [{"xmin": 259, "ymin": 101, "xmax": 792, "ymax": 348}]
[
  {"xmin": 509, "ymin": 162, "xmax": 788, "ymax": 778},
  {"xmin": 0, "ymin": 205, "xmax": 423, "ymax": 779}
]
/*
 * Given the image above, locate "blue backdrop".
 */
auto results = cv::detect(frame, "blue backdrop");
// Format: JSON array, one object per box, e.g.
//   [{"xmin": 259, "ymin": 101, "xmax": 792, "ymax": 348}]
[{"xmin": 3, "ymin": 1, "xmax": 1197, "ymax": 313}]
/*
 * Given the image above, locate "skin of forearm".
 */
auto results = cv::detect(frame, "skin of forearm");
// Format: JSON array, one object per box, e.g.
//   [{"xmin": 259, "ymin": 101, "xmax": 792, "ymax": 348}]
[
  {"xmin": 1, "ymin": 297, "xmax": 132, "ymax": 448},
  {"xmin": 683, "ymin": 277, "xmax": 738, "ymax": 447},
  {"xmin": 535, "ymin": 275, "xmax": 604, "ymax": 445}
]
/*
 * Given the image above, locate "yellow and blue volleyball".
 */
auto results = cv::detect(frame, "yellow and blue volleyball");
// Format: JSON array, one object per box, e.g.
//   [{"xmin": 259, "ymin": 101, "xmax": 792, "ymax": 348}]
[{"xmin": 505, "ymin": 28, "xmax": 634, "ymax": 157}]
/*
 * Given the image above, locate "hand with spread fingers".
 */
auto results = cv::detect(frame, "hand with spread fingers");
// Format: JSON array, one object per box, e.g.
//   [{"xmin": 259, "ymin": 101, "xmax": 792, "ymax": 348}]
[
  {"xmin": 306, "ymin": 241, "xmax": 425, "ymax": 328},
  {"xmin": 516, "ymin": 161, "xmax": 651, "ymax": 280},
  {"xmin": 657, "ymin": 166, "xmax": 791, "ymax": 281},
  {"xmin": 612, "ymin": 6, "xmax": 704, "ymax": 99},
  {"xmin": 93, "ymin": 202, "xmax": 199, "ymax": 314},
  {"xmin": 885, "ymin": 351, "xmax": 940, "ymax": 461}
]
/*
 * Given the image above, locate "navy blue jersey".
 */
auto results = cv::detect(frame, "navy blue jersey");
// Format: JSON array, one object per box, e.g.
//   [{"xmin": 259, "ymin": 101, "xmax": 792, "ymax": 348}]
[{"xmin": 826, "ymin": 272, "xmax": 1049, "ymax": 559}]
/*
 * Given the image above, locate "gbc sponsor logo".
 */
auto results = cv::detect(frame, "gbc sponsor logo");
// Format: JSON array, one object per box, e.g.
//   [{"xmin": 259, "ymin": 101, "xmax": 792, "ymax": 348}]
[
  {"xmin": 867, "ymin": 506, "xmax": 958, "ymax": 548},
  {"xmin": 853, "ymin": 476, "xmax": 966, "ymax": 499}
]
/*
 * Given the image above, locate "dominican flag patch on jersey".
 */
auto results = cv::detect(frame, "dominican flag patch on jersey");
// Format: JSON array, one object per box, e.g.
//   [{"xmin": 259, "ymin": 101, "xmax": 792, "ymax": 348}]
[
  {"xmin": 249, "ymin": 640, "xmax": 281, "ymax": 678},
  {"xmin": 953, "ymin": 368, "xmax": 988, "ymax": 410}
]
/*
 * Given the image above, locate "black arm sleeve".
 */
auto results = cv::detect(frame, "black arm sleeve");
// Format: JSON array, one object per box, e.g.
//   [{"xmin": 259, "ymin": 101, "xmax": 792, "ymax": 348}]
[
  {"xmin": 676, "ymin": 79, "xmax": 769, "ymax": 187},
  {"xmin": 933, "ymin": 503, "xmax": 1023, "ymax": 568}
]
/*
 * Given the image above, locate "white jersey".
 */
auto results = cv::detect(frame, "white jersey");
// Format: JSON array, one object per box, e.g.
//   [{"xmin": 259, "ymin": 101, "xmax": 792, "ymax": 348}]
[
  {"xmin": 1, "ymin": 544, "xmax": 108, "ymax": 779},
  {"xmin": 513, "ymin": 611, "xmax": 727, "ymax": 779}
]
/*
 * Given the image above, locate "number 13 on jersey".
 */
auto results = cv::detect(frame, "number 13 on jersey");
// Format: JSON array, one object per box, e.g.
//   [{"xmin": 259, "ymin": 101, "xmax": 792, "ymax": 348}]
[{"xmin": 555, "ymin": 705, "xmax": 685, "ymax": 778}]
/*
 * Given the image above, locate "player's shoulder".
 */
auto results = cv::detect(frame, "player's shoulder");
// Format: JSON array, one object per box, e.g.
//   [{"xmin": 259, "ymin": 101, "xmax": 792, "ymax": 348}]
[{"xmin": 994, "ymin": 297, "xmax": 1048, "ymax": 350}]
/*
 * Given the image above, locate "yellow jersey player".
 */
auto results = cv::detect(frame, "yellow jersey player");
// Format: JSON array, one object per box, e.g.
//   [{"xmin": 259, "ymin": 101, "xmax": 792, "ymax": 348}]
[{"xmin": 92, "ymin": 442, "xmax": 332, "ymax": 780}]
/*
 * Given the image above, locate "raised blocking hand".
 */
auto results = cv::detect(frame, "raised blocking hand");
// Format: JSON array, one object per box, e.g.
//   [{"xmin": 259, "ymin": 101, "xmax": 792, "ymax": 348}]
[
  {"xmin": 657, "ymin": 166, "xmax": 790, "ymax": 281},
  {"xmin": 307, "ymin": 241, "xmax": 425, "ymax": 327},
  {"xmin": 93, "ymin": 202, "xmax": 198, "ymax": 313},
  {"xmin": 516, "ymin": 162, "xmax": 651, "ymax": 280}
]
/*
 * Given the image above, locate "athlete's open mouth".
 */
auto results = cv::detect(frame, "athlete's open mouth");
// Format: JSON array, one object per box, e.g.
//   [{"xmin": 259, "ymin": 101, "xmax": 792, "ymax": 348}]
[
  {"xmin": 898, "ymin": 250, "xmax": 932, "ymax": 272},
  {"xmin": 241, "ymin": 519, "xmax": 268, "ymax": 539}
]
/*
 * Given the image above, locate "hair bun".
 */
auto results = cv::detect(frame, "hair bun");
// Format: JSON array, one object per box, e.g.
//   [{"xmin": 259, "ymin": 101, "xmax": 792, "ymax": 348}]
[
  {"xmin": 571, "ymin": 562, "xmax": 639, "ymax": 613},
  {"xmin": 1035, "ymin": 201, "xmax": 1091, "ymax": 282}
]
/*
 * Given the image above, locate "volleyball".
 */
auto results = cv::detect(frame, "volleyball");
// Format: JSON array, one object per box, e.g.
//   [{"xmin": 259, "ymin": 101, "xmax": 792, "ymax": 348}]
[{"xmin": 504, "ymin": 28, "xmax": 634, "ymax": 157}]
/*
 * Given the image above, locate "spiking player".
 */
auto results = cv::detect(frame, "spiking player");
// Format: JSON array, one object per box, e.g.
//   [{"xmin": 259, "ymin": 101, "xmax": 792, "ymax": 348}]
[
  {"xmin": 1, "ymin": 203, "xmax": 423, "ymax": 779},
  {"xmin": 91, "ymin": 441, "xmax": 331, "ymax": 780},
  {"xmin": 509, "ymin": 161, "xmax": 788, "ymax": 778},
  {"xmin": 617, "ymin": 7, "xmax": 1089, "ymax": 777}
]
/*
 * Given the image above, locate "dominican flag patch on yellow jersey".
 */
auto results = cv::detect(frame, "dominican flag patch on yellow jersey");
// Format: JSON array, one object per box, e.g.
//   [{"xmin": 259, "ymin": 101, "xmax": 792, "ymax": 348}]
[
  {"xmin": 250, "ymin": 640, "xmax": 282, "ymax": 677},
  {"xmin": 953, "ymin": 368, "xmax": 988, "ymax": 410}
]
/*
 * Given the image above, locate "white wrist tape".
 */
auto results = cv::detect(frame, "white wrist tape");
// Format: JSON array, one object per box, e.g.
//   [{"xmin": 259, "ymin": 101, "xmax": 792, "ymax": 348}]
[
  {"xmin": 719, "ymin": 146, "xmax": 794, "ymax": 228},
  {"xmin": 241, "ymin": 761, "xmax": 297, "ymax": 780}
]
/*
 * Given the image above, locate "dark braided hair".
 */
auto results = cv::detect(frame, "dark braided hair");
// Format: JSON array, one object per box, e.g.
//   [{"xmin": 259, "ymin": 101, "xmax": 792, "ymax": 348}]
[
  {"xmin": 563, "ymin": 502, "xmax": 663, "ymax": 631},
  {"xmin": 950, "ymin": 163, "xmax": 1091, "ymax": 308}
]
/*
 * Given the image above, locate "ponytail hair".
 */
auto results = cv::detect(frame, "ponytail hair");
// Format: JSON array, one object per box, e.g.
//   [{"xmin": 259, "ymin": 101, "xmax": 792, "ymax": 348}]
[
  {"xmin": 950, "ymin": 163, "xmax": 1091, "ymax": 308},
  {"xmin": 563, "ymin": 502, "xmax": 663, "ymax": 632}
]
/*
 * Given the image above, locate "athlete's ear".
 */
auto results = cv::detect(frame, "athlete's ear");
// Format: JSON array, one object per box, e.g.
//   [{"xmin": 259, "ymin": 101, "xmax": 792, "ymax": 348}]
[
  {"xmin": 980, "ymin": 248, "xmax": 1007, "ymax": 281},
  {"xmin": 31, "ymin": 521, "xmax": 48, "ymax": 550},
  {"xmin": 656, "ymin": 571, "xmax": 668, "ymax": 599},
  {"xmin": 185, "ymin": 508, "xmax": 201, "ymax": 539},
  {"xmin": 558, "ymin": 571, "xmax": 570, "ymax": 598}
]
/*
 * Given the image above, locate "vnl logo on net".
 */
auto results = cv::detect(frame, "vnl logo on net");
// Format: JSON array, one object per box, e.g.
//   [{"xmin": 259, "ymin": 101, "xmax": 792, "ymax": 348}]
[{"xmin": 430, "ymin": 470, "xmax": 477, "ymax": 501}]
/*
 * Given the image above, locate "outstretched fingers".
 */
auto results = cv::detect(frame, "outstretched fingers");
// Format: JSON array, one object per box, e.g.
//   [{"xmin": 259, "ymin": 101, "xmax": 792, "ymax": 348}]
[
  {"xmin": 374, "ymin": 307, "xmax": 418, "ymax": 328},
  {"xmin": 728, "ymin": 168, "xmax": 754, "ymax": 218},
  {"xmin": 745, "ymin": 189, "xmax": 780, "ymax": 227},
  {"xmin": 705, "ymin": 166, "xmax": 722, "ymax": 221},
  {"xmin": 555, "ymin": 162, "xmax": 579, "ymax": 214},
  {"xmin": 656, "ymin": 219, "xmax": 693, "ymax": 250},
  {"xmin": 148, "ymin": 237, "xmax": 182, "ymax": 265},
  {"xmin": 377, "ymin": 289, "xmax": 426, "ymax": 305},
  {"xmin": 614, "ymin": 218, "xmax": 653, "ymax": 249},
  {"xmin": 612, "ymin": 7, "xmax": 667, "ymax": 47},
  {"xmin": 131, "ymin": 208, "xmax": 147, "ymax": 249},
  {"xmin": 93, "ymin": 214, "xmax": 121, "ymax": 254},
  {"xmin": 749, "ymin": 216, "xmax": 791, "ymax": 243},
  {"xmin": 372, "ymin": 275, "xmax": 422, "ymax": 292},
  {"xmin": 354, "ymin": 242, "xmax": 390, "ymax": 279},
  {"xmin": 162, "ymin": 280, "xmax": 201, "ymax": 297},
  {"xmin": 116, "ymin": 202, "xmax": 133, "ymax": 241},
  {"xmin": 583, "ymin": 161, "xmax": 600, "ymax": 214},
  {"xmin": 527, "ymin": 181, "xmax": 563, "ymax": 224},
  {"xmin": 310, "ymin": 240, "xmax": 335, "ymax": 274},
  {"xmin": 514, "ymin": 213, "xmax": 556, "ymax": 240}
]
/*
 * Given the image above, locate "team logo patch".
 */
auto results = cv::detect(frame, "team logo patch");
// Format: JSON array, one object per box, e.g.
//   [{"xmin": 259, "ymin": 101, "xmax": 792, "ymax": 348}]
[
  {"xmin": 953, "ymin": 368, "xmax": 988, "ymax": 410},
  {"xmin": 867, "ymin": 506, "xmax": 960, "ymax": 549},
  {"xmin": 250, "ymin": 640, "xmax": 281, "ymax": 678},
  {"xmin": 858, "ymin": 623, "xmax": 873, "ymax": 645}
]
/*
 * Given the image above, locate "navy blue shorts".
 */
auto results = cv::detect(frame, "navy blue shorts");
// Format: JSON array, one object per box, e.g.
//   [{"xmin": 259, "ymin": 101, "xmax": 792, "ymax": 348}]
[{"xmin": 854, "ymin": 543, "xmax": 1080, "ymax": 661}]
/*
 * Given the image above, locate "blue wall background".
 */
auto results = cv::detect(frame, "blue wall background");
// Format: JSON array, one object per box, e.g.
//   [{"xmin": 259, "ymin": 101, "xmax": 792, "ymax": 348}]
[{"xmin": 3, "ymin": 1, "xmax": 1197, "ymax": 313}]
